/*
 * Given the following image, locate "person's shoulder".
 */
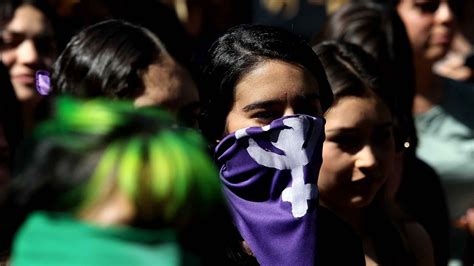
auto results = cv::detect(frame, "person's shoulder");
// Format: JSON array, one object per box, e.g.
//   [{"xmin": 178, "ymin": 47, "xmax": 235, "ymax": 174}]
[
  {"xmin": 403, "ymin": 222, "xmax": 435, "ymax": 266},
  {"xmin": 441, "ymin": 78, "xmax": 474, "ymax": 119},
  {"xmin": 443, "ymin": 77, "xmax": 474, "ymax": 98},
  {"xmin": 318, "ymin": 206, "xmax": 365, "ymax": 266}
]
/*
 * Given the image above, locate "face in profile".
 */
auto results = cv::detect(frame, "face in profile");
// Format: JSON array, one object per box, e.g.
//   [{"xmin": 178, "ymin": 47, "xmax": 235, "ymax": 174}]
[
  {"xmin": 1, "ymin": 4, "xmax": 55, "ymax": 102},
  {"xmin": 135, "ymin": 54, "xmax": 200, "ymax": 128},
  {"xmin": 397, "ymin": 0, "xmax": 454, "ymax": 62},
  {"xmin": 318, "ymin": 96, "xmax": 395, "ymax": 210},
  {"xmin": 225, "ymin": 59, "xmax": 322, "ymax": 134}
]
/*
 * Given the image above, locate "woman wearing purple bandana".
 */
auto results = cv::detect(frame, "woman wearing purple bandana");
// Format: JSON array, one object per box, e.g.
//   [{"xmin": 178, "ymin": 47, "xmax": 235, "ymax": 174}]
[{"xmin": 200, "ymin": 24, "xmax": 365, "ymax": 266}]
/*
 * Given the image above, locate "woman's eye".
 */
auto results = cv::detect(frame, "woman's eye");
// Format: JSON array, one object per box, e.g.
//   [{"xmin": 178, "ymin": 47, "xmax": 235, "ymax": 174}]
[
  {"xmin": 331, "ymin": 135, "xmax": 361, "ymax": 152},
  {"xmin": 0, "ymin": 31, "xmax": 25, "ymax": 49},
  {"xmin": 254, "ymin": 111, "xmax": 273, "ymax": 119},
  {"xmin": 415, "ymin": 2, "xmax": 440, "ymax": 13},
  {"xmin": 253, "ymin": 111, "xmax": 278, "ymax": 123}
]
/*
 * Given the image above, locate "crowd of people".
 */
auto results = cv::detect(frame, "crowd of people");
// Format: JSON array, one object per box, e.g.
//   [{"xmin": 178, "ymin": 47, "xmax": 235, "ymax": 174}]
[{"xmin": 0, "ymin": 0, "xmax": 473, "ymax": 265}]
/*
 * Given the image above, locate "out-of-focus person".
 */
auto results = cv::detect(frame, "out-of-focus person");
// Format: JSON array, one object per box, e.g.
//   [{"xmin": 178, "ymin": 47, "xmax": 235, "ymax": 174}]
[
  {"xmin": 393, "ymin": 0, "xmax": 474, "ymax": 262},
  {"xmin": 3, "ymin": 97, "xmax": 229, "ymax": 265},
  {"xmin": 433, "ymin": 0, "xmax": 474, "ymax": 82},
  {"xmin": 52, "ymin": 19, "xmax": 200, "ymax": 127},
  {"xmin": 0, "ymin": 0, "xmax": 57, "ymax": 133}
]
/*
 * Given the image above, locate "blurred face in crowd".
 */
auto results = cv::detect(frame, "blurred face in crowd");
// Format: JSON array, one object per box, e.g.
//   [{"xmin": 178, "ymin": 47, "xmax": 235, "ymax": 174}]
[
  {"xmin": 397, "ymin": 0, "xmax": 454, "ymax": 63},
  {"xmin": 135, "ymin": 54, "xmax": 200, "ymax": 127},
  {"xmin": 225, "ymin": 59, "xmax": 322, "ymax": 133},
  {"xmin": 0, "ymin": 4, "xmax": 55, "ymax": 102},
  {"xmin": 318, "ymin": 96, "xmax": 395, "ymax": 210}
]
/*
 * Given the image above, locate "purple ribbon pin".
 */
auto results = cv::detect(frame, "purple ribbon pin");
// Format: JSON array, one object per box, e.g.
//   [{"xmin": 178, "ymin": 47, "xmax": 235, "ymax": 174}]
[{"xmin": 36, "ymin": 70, "xmax": 51, "ymax": 96}]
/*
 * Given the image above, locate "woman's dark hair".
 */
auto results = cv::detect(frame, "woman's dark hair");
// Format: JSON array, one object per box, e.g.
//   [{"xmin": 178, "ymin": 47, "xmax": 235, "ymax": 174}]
[
  {"xmin": 200, "ymin": 24, "xmax": 333, "ymax": 142},
  {"xmin": 314, "ymin": 40, "xmax": 393, "ymax": 110},
  {"xmin": 315, "ymin": 2, "xmax": 394, "ymax": 62},
  {"xmin": 0, "ymin": 0, "xmax": 55, "ymax": 27},
  {"xmin": 315, "ymin": 2, "xmax": 416, "ymax": 151},
  {"xmin": 51, "ymin": 19, "xmax": 166, "ymax": 100},
  {"xmin": 0, "ymin": 63, "xmax": 22, "ymax": 167}
]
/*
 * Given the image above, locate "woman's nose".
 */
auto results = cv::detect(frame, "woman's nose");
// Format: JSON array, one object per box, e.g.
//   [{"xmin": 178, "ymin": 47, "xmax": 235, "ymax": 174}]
[
  {"xmin": 435, "ymin": 2, "xmax": 454, "ymax": 25},
  {"xmin": 355, "ymin": 144, "xmax": 378, "ymax": 172},
  {"xmin": 16, "ymin": 39, "xmax": 40, "ymax": 65},
  {"xmin": 283, "ymin": 107, "xmax": 296, "ymax": 117}
]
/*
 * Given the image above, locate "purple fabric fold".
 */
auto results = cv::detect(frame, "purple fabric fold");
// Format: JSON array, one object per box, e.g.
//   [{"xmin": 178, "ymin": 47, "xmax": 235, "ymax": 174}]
[{"xmin": 215, "ymin": 115, "xmax": 325, "ymax": 266}]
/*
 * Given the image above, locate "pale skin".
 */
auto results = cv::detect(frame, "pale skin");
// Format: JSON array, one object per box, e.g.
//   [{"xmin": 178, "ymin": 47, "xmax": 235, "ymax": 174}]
[
  {"xmin": 320, "ymin": 97, "xmax": 394, "ymax": 213},
  {"xmin": 136, "ymin": 54, "xmax": 200, "ymax": 127},
  {"xmin": 225, "ymin": 59, "xmax": 322, "ymax": 133},
  {"xmin": 78, "ymin": 187, "xmax": 135, "ymax": 227},
  {"xmin": 319, "ymin": 96, "xmax": 434, "ymax": 266},
  {"xmin": 434, "ymin": 32, "xmax": 473, "ymax": 81}
]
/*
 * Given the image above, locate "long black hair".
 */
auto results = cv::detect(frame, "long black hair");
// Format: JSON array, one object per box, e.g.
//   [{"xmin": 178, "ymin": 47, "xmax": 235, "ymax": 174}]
[
  {"xmin": 0, "ymin": 63, "xmax": 22, "ymax": 174},
  {"xmin": 200, "ymin": 24, "xmax": 333, "ymax": 142}
]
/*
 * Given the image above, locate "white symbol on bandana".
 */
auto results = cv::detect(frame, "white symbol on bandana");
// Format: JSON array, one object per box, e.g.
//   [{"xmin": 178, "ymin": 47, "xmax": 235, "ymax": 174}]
[{"xmin": 235, "ymin": 116, "xmax": 319, "ymax": 218}]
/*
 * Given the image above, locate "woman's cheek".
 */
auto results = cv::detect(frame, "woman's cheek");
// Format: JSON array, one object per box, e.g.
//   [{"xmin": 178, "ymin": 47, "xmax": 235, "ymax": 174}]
[
  {"xmin": 1, "ymin": 50, "xmax": 16, "ymax": 68},
  {"xmin": 319, "ymin": 144, "xmax": 352, "ymax": 196}
]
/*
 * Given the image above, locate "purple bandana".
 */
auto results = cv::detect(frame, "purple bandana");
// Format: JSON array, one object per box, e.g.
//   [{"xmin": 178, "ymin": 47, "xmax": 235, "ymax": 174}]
[{"xmin": 215, "ymin": 115, "xmax": 325, "ymax": 266}]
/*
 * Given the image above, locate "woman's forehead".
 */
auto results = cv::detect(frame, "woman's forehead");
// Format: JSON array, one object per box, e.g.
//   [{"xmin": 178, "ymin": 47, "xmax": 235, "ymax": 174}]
[
  {"xmin": 5, "ymin": 4, "xmax": 51, "ymax": 35},
  {"xmin": 234, "ymin": 60, "xmax": 319, "ymax": 101}
]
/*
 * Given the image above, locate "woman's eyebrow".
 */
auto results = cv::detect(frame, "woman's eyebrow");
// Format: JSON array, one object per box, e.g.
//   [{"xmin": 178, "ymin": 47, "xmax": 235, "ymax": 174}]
[
  {"xmin": 326, "ymin": 122, "xmax": 393, "ymax": 133},
  {"xmin": 242, "ymin": 92, "xmax": 321, "ymax": 112},
  {"xmin": 325, "ymin": 127, "xmax": 359, "ymax": 134},
  {"xmin": 242, "ymin": 100, "xmax": 281, "ymax": 112}
]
